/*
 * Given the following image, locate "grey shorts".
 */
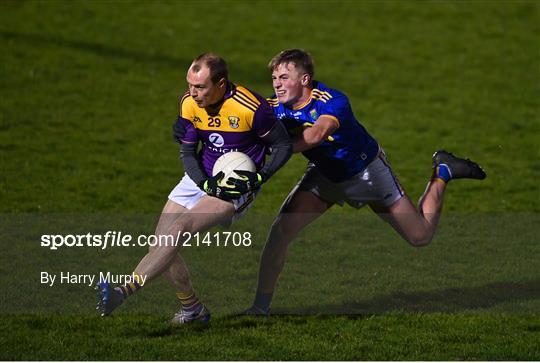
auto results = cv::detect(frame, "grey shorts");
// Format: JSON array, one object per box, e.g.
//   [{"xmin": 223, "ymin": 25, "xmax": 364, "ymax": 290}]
[{"xmin": 297, "ymin": 152, "xmax": 405, "ymax": 209}]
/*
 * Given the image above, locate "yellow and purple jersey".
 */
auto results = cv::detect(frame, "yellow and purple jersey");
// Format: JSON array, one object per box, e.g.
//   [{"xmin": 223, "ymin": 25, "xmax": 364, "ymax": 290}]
[
  {"xmin": 178, "ymin": 83, "xmax": 277, "ymax": 177},
  {"xmin": 268, "ymin": 81, "xmax": 379, "ymax": 182}
]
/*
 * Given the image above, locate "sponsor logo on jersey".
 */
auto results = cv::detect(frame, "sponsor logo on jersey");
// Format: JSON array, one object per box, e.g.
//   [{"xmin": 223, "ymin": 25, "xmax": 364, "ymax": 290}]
[
  {"xmin": 228, "ymin": 116, "xmax": 240, "ymax": 129},
  {"xmin": 207, "ymin": 146, "xmax": 239, "ymax": 153},
  {"xmin": 193, "ymin": 116, "xmax": 202, "ymax": 123},
  {"xmin": 209, "ymin": 133, "xmax": 224, "ymax": 147}
]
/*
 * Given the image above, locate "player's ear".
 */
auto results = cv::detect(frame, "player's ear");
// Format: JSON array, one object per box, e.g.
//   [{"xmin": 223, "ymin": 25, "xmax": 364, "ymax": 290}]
[
  {"xmin": 217, "ymin": 77, "xmax": 226, "ymax": 89},
  {"xmin": 301, "ymin": 73, "xmax": 310, "ymax": 86}
]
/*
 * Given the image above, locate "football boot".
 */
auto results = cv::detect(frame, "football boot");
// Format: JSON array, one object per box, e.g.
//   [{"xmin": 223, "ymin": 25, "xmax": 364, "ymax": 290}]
[
  {"xmin": 170, "ymin": 304, "xmax": 211, "ymax": 324},
  {"xmin": 96, "ymin": 281, "xmax": 124, "ymax": 316},
  {"xmin": 432, "ymin": 150, "xmax": 486, "ymax": 180}
]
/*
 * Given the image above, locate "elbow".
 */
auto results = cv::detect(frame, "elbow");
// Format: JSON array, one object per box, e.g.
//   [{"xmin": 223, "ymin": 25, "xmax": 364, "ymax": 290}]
[
  {"xmin": 306, "ymin": 132, "xmax": 327, "ymax": 147},
  {"xmin": 179, "ymin": 143, "xmax": 196, "ymax": 159},
  {"xmin": 275, "ymin": 137, "xmax": 293, "ymax": 157},
  {"xmin": 293, "ymin": 134, "xmax": 323, "ymax": 153}
]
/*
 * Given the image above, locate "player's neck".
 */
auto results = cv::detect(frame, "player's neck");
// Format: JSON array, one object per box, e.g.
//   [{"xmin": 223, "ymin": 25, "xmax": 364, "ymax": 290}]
[
  {"xmin": 205, "ymin": 83, "xmax": 229, "ymax": 112},
  {"xmin": 291, "ymin": 86, "xmax": 313, "ymax": 110}
]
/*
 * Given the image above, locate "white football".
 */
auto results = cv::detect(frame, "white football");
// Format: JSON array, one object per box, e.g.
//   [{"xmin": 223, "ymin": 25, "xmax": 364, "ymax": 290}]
[{"xmin": 212, "ymin": 151, "xmax": 256, "ymax": 187}]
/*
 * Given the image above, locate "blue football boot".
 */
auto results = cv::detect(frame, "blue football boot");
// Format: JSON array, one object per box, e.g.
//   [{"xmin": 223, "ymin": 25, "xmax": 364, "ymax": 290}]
[{"xmin": 96, "ymin": 281, "xmax": 124, "ymax": 316}]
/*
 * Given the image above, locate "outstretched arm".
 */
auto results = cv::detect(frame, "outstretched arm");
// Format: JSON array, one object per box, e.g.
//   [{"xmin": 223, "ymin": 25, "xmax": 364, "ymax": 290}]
[{"xmin": 293, "ymin": 115, "xmax": 338, "ymax": 153}]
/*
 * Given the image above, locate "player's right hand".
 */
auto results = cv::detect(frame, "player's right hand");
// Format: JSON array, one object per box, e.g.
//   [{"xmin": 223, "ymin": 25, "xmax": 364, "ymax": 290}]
[{"xmin": 199, "ymin": 172, "xmax": 241, "ymax": 201}]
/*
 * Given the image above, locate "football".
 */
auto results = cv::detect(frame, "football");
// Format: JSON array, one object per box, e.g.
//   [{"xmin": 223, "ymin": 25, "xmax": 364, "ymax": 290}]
[{"xmin": 212, "ymin": 151, "xmax": 256, "ymax": 187}]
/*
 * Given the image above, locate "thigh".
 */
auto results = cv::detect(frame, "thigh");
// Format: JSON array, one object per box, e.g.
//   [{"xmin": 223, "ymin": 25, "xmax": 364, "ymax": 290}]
[
  {"xmin": 152, "ymin": 199, "xmax": 189, "ymax": 251},
  {"xmin": 159, "ymin": 199, "xmax": 189, "ymax": 225},
  {"xmin": 273, "ymin": 186, "xmax": 333, "ymax": 236},
  {"xmin": 171, "ymin": 195, "xmax": 235, "ymax": 234},
  {"xmin": 370, "ymin": 194, "xmax": 428, "ymax": 243},
  {"xmin": 296, "ymin": 164, "xmax": 345, "ymax": 206}
]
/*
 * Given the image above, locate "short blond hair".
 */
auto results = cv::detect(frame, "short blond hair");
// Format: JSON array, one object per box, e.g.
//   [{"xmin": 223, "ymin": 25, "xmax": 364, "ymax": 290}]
[{"xmin": 268, "ymin": 49, "xmax": 314, "ymax": 78}]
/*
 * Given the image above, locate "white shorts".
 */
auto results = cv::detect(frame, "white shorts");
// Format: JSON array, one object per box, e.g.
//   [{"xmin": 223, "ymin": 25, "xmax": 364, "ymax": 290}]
[
  {"xmin": 297, "ymin": 151, "xmax": 405, "ymax": 209},
  {"xmin": 168, "ymin": 174, "xmax": 258, "ymax": 222}
]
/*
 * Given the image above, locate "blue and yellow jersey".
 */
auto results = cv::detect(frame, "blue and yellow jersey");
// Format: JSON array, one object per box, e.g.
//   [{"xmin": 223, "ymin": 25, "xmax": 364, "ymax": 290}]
[
  {"xmin": 179, "ymin": 83, "xmax": 277, "ymax": 176},
  {"xmin": 268, "ymin": 81, "xmax": 379, "ymax": 182}
]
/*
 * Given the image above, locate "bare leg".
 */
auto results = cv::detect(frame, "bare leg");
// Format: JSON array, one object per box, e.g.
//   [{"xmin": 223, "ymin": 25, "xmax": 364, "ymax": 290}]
[
  {"xmin": 256, "ymin": 188, "xmax": 333, "ymax": 295},
  {"xmin": 371, "ymin": 179, "xmax": 447, "ymax": 247},
  {"xmin": 133, "ymin": 195, "xmax": 235, "ymax": 284},
  {"xmin": 96, "ymin": 195, "xmax": 234, "ymax": 317},
  {"xmin": 149, "ymin": 199, "xmax": 192, "ymax": 292}
]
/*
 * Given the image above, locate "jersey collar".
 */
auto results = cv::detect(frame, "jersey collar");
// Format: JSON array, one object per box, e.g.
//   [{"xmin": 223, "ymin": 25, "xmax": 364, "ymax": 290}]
[
  {"xmin": 223, "ymin": 82, "xmax": 236, "ymax": 101},
  {"xmin": 206, "ymin": 82, "xmax": 235, "ymax": 112},
  {"xmin": 292, "ymin": 89, "xmax": 313, "ymax": 110},
  {"xmin": 291, "ymin": 81, "xmax": 320, "ymax": 110}
]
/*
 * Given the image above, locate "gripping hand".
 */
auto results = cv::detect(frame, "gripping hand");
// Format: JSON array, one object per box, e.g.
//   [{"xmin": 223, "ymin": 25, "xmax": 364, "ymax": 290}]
[
  {"xmin": 200, "ymin": 172, "xmax": 241, "ymax": 201},
  {"xmin": 228, "ymin": 170, "xmax": 264, "ymax": 194}
]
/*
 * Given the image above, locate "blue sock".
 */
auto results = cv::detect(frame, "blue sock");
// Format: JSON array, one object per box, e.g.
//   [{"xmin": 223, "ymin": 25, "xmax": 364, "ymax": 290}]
[
  {"xmin": 434, "ymin": 163, "xmax": 452, "ymax": 183},
  {"xmin": 253, "ymin": 292, "xmax": 273, "ymax": 313}
]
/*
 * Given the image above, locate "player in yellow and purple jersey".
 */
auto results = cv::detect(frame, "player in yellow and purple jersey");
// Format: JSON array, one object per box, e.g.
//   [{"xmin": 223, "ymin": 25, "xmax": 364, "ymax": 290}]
[
  {"xmin": 245, "ymin": 49, "xmax": 486, "ymax": 315},
  {"xmin": 177, "ymin": 79, "xmax": 284, "ymax": 195},
  {"xmin": 96, "ymin": 53, "xmax": 292, "ymax": 323}
]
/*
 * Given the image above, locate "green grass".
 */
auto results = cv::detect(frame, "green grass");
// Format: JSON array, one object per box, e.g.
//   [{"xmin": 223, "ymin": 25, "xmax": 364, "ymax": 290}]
[
  {"xmin": 1, "ymin": 0, "xmax": 539, "ymax": 360},
  {"xmin": 1, "ymin": 314, "xmax": 538, "ymax": 360}
]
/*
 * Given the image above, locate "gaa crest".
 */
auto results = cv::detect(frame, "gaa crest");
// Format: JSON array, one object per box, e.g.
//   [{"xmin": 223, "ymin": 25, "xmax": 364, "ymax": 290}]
[
  {"xmin": 309, "ymin": 109, "xmax": 319, "ymax": 121},
  {"xmin": 228, "ymin": 116, "xmax": 240, "ymax": 129}
]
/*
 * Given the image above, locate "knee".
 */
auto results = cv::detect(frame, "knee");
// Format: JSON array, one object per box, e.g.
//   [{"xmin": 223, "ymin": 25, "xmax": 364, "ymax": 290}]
[
  {"xmin": 148, "ymin": 220, "xmax": 193, "ymax": 254},
  {"xmin": 405, "ymin": 233, "xmax": 433, "ymax": 247},
  {"xmin": 159, "ymin": 217, "xmax": 194, "ymax": 241},
  {"xmin": 269, "ymin": 218, "xmax": 300, "ymax": 244},
  {"xmin": 404, "ymin": 228, "xmax": 433, "ymax": 247}
]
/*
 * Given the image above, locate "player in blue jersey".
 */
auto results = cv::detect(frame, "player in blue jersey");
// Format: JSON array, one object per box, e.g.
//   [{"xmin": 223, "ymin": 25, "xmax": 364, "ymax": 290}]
[
  {"xmin": 96, "ymin": 53, "xmax": 292, "ymax": 323},
  {"xmin": 245, "ymin": 49, "xmax": 486, "ymax": 315}
]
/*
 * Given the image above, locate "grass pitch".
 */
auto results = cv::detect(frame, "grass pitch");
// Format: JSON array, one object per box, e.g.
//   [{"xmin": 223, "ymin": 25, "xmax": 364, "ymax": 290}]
[{"xmin": 1, "ymin": 0, "xmax": 539, "ymax": 360}]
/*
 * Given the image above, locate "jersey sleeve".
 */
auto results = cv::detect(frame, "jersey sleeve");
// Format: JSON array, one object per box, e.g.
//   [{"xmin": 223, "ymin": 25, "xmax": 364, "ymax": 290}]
[
  {"xmin": 179, "ymin": 94, "xmax": 199, "ymax": 144},
  {"xmin": 252, "ymin": 95, "xmax": 278, "ymax": 137},
  {"xmin": 318, "ymin": 92, "xmax": 352, "ymax": 127},
  {"xmin": 176, "ymin": 116, "xmax": 198, "ymax": 144}
]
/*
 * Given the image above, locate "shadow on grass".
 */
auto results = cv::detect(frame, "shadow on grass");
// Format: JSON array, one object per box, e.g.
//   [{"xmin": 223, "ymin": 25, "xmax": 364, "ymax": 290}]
[
  {"xmin": 117, "ymin": 279, "xmax": 540, "ymax": 337},
  {"xmin": 272, "ymin": 279, "xmax": 540, "ymax": 315}
]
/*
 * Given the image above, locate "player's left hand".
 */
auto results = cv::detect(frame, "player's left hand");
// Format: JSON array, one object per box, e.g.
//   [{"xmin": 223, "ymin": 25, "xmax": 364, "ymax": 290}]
[{"xmin": 229, "ymin": 170, "xmax": 264, "ymax": 194}]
